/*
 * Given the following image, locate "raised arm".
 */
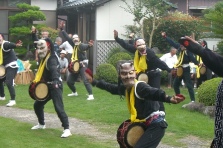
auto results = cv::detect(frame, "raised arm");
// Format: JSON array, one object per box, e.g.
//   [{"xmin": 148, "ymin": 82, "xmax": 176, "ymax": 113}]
[
  {"xmin": 114, "ymin": 30, "xmax": 136, "ymax": 53},
  {"xmin": 179, "ymin": 36, "xmax": 223, "ymax": 77},
  {"xmin": 59, "ymin": 21, "xmax": 73, "ymax": 46},
  {"xmin": 161, "ymin": 32, "xmax": 180, "ymax": 50},
  {"xmin": 31, "ymin": 26, "xmax": 39, "ymax": 42}
]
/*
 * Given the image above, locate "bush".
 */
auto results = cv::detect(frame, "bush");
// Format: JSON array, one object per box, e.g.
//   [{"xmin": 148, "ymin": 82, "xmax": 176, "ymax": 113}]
[
  {"xmin": 217, "ymin": 40, "xmax": 223, "ymax": 55},
  {"xmin": 29, "ymin": 60, "xmax": 38, "ymax": 72},
  {"xmin": 107, "ymin": 47, "xmax": 122, "ymax": 58},
  {"xmin": 94, "ymin": 63, "xmax": 118, "ymax": 83},
  {"xmin": 107, "ymin": 52, "xmax": 132, "ymax": 68},
  {"xmin": 148, "ymin": 11, "xmax": 203, "ymax": 53},
  {"xmin": 197, "ymin": 77, "xmax": 222, "ymax": 106},
  {"xmin": 160, "ymin": 70, "xmax": 168, "ymax": 85},
  {"xmin": 14, "ymin": 47, "xmax": 27, "ymax": 59}
]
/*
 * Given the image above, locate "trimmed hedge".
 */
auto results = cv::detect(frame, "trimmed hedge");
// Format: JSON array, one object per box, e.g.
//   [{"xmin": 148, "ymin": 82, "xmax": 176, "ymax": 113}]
[
  {"xmin": 94, "ymin": 63, "xmax": 118, "ymax": 83},
  {"xmin": 107, "ymin": 52, "xmax": 132, "ymax": 68},
  {"xmin": 197, "ymin": 77, "xmax": 222, "ymax": 106}
]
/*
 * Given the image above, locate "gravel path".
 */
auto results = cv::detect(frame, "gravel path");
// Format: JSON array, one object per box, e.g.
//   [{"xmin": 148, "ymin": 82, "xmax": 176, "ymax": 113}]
[{"xmin": 0, "ymin": 106, "xmax": 211, "ymax": 148}]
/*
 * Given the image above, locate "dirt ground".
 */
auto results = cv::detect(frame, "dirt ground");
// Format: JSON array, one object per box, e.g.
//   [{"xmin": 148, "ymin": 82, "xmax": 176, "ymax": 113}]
[{"xmin": 0, "ymin": 106, "xmax": 211, "ymax": 148}]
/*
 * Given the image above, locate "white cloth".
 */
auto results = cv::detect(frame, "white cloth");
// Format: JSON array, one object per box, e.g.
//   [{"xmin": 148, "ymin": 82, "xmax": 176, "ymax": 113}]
[
  {"xmin": 160, "ymin": 53, "xmax": 178, "ymax": 69},
  {"xmin": 59, "ymin": 41, "xmax": 73, "ymax": 54}
]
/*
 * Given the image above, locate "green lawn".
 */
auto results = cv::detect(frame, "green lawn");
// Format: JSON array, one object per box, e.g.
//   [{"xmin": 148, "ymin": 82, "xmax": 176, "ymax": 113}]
[{"xmin": 0, "ymin": 82, "xmax": 214, "ymax": 147}]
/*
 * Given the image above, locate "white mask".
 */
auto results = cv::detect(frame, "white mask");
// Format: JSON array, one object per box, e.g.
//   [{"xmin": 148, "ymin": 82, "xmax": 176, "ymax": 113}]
[
  {"xmin": 135, "ymin": 39, "xmax": 146, "ymax": 55},
  {"xmin": 119, "ymin": 62, "xmax": 136, "ymax": 88},
  {"xmin": 34, "ymin": 40, "xmax": 49, "ymax": 59}
]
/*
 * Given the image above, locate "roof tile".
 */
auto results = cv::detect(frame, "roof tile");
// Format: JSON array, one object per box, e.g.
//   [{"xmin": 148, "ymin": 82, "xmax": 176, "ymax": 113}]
[{"xmin": 63, "ymin": 0, "xmax": 97, "ymax": 7}]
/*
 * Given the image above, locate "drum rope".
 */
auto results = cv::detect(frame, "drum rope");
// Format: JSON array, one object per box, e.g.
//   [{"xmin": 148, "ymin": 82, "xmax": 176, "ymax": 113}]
[
  {"xmin": 134, "ymin": 50, "xmax": 147, "ymax": 74},
  {"xmin": 71, "ymin": 45, "xmax": 79, "ymax": 62},
  {"xmin": 33, "ymin": 53, "xmax": 50, "ymax": 83},
  {"xmin": 174, "ymin": 50, "xmax": 185, "ymax": 68},
  {"xmin": 196, "ymin": 55, "xmax": 203, "ymax": 78}
]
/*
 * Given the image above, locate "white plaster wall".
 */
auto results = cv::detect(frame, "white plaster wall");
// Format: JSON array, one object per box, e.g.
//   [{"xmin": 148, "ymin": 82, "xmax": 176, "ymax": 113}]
[
  {"xmin": 31, "ymin": 0, "xmax": 57, "ymax": 10},
  {"xmin": 96, "ymin": 0, "xmax": 135, "ymax": 40},
  {"xmin": 203, "ymin": 38, "xmax": 221, "ymax": 51}
]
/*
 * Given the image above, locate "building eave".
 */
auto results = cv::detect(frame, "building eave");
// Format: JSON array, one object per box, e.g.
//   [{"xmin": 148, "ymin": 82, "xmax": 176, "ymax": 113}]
[{"xmin": 57, "ymin": 0, "xmax": 111, "ymax": 10}]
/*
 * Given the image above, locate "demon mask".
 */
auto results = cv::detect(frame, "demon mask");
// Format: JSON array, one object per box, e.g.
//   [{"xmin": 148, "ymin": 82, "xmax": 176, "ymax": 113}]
[
  {"xmin": 119, "ymin": 62, "xmax": 136, "ymax": 88},
  {"xmin": 135, "ymin": 39, "xmax": 146, "ymax": 55},
  {"xmin": 34, "ymin": 39, "xmax": 49, "ymax": 59}
]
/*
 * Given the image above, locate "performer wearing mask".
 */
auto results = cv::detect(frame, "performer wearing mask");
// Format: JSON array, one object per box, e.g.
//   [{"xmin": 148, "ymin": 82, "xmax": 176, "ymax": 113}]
[
  {"xmin": 59, "ymin": 22, "xmax": 94, "ymax": 100},
  {"xmin": 179, "ymin": 36, "xmax": 223, "ymax": 148},
  {"xmin": 114, "ymin": 30, "xmax": 172, "ymax": 113},
  {"xmin": 0, "ymin": 33, "xmax": 22, "ymax": 106},
  {"xmin": 161, "ymin": 32, "xmax": 199, "ymax": 108},
  {"xmin": 30, "ymin": 38, "xmax": 71, "ymax": 138},
  {"xmin": 195, "ymin": 39, "xmax": 213, "ymax": 88},
  {"xmin": 91, "ymin": 61, "xmax": 185, "ymax": 148}
]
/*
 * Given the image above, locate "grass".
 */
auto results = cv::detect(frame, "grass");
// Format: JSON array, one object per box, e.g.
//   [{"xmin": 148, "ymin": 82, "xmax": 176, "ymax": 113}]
[
  {"xmin": 0, "ymin": 82, "xmax": 214, "ymax": 147},
  {"xmin": 0, "ymin": 117, "xmax": 112, "ymax": 148}
]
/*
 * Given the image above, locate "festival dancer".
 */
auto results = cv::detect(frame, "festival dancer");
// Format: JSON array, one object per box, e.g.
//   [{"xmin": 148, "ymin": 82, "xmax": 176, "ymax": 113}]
[
  {"xmin": 194, "ymin": 39, "xmax": 213, "ymax": 88},
  {"xmin": 91, "ymin": 61, "xmax": 185, "ymax": 148},
  {"xmin": 178, "ymin": 36, "xmax": 223, "ymax": 148},
  {"xmin": 161, "ymin": 32, "xmax": 199, "ymax": 108},
  {"xmin": 0, "ymin": 34, "xmax": 22, "ymax": 106},
  {"xmin": 30, "ymin": 38, "xmax": 71, "ymax": 138},
  {"xmin": 114, "ymin": 30, "xmax": 172, "ymax": 113},
  {"xmin": 59, "ymin": 22, "xmax": 94, "ymax": 100}
]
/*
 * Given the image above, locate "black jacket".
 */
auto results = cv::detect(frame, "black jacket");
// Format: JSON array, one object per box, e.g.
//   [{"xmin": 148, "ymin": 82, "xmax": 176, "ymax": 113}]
[
  {"xmin": 185, "ymin": 41, "xmax": 223, "ymax": 77},
  {"xmin": 93, "ymin": 80, "xmax": 171, "ymax": 119},
  {"xmin": 61, "ymin": 30, "xmax": 91, "ymax": 61},
  {"xmin": 2, "ymin": 41, "xmax": 17, "ymax": 66}
]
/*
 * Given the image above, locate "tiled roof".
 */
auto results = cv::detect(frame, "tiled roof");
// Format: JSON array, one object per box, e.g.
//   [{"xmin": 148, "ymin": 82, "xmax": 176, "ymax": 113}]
[
  {"xmin": 60, "ymin": 0, "xmax": 176, "ymax": 9},
  {"xmin": 62, "ymin": 0, "xmax": 98, "ymax": 7}
]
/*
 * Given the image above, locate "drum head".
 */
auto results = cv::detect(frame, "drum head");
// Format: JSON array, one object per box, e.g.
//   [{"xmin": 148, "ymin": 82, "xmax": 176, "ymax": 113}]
[
  {"xmin": 137, "ymin": 73, "xmax": 148, "ymax": 83},
  {"xmin": 125, "ymin": 122, "xmax": 146, "ymax": 148},
  {"xmin": 35, "ymin": 82, "xmax": 49, "ymax": 101},
  {"xmin": 200, "ymin": 66, "xmax": 206, "ymax": 75},
  {"xmin": 0, "ymin": 66, "xmax": 5, "ymax": 79},
  {"xmin": 177, "ymin": 67, "xmax": 183, "ymax": 77},
  {"xmin": 73, "ymin": 61, "xmax": 80, "ymax": 72}
]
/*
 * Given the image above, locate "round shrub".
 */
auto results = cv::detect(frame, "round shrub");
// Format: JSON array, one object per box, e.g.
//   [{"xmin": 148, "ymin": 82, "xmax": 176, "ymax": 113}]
[
  {"xmin": 14, "ymin": 47, "xmax": 27, "ymax": 59},
  {"xmin": 107, "ymin": 52, "xmax": 132, "ymax": 68},
  {"xmin": 94, "ymin": 63, "xmax": 118, "ymax": 83},
  {"xmin": 197, "ymin": 77, "xmax": 222, "ymax": 106}
]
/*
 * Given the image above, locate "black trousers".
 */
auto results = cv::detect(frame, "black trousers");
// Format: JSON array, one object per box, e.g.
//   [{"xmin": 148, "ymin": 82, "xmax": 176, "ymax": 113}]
[
  {"xmin": 173, "ymin": 66, "xmax": 195, "ymax": 101},
  {"xmin": 67, "ymin": 63, "xmax": 92, "ymax": 95},
  {"xmin": 0, "ymin": 67, "xmax": 18, "ymax": 100},
  {"xmin": 134, "ymin": 120, "xmax": 168, "ymax": 148},
  {"xmin": 147, "ymin": 70, "xmax": 165, "ymax": 112},
  {"xmin": 33, "ymin": 82, "xmax": 69, "ymax": 129}
]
